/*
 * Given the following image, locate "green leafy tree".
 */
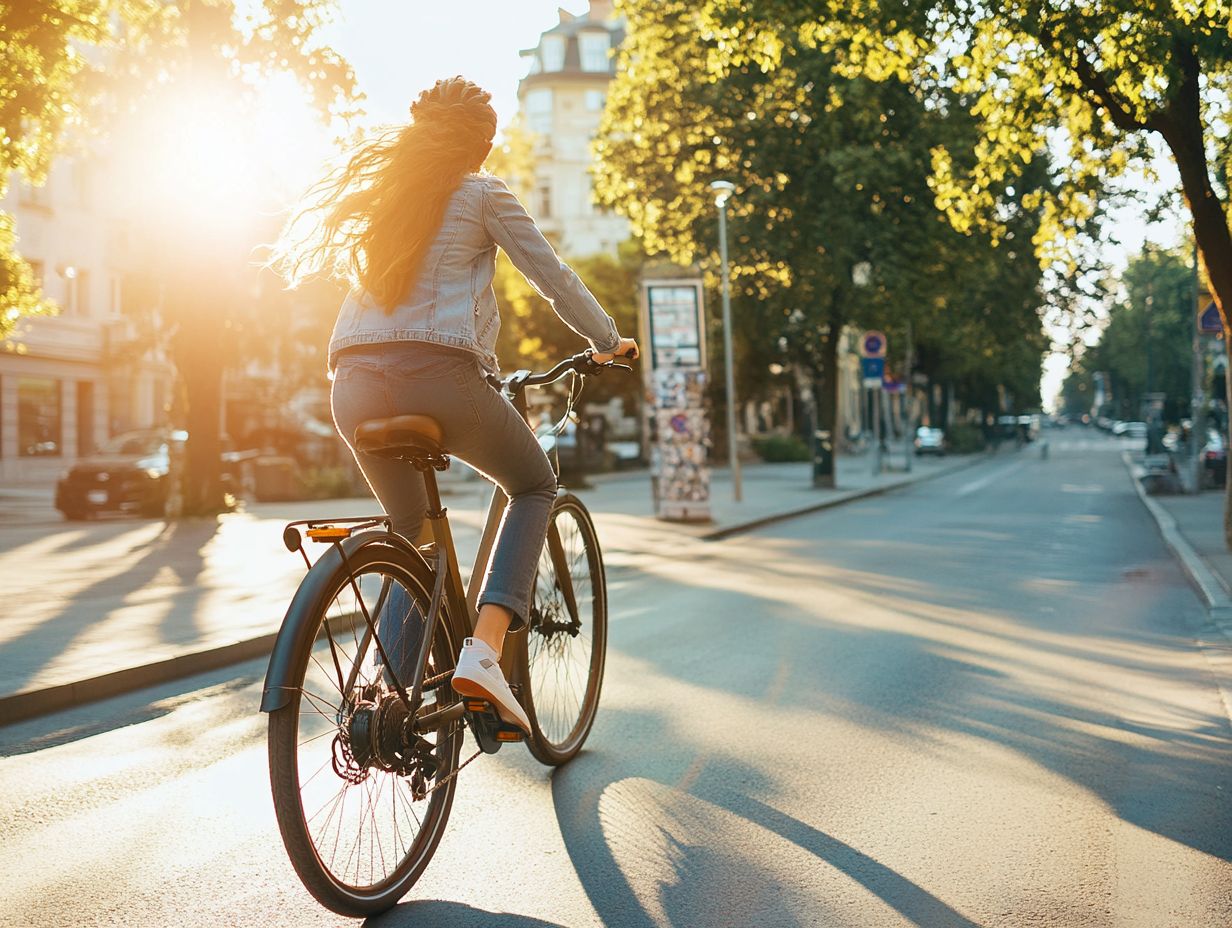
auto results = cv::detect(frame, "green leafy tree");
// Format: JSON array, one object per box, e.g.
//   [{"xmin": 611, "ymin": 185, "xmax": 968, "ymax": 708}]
[
  {"xmin": 723, "ymin": 0, "xmax": 1232, "ymax": 539},
  {"xmin": 594, "ymin": 0, "xmax": 1048, "ymax": 482},
  {"xmin": 0, "ymin": 1, "xmax": 115, "ymax": 339},
  {"xmin": 1065, "ymin": 246, "xmax": 1197, "ymax": 423}
]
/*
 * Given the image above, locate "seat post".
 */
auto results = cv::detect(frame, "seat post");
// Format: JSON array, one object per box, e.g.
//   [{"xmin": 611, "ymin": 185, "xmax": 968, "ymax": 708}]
[{"xmin": 419, "ymin": 465, "xmax": 445, "ymax": 520}]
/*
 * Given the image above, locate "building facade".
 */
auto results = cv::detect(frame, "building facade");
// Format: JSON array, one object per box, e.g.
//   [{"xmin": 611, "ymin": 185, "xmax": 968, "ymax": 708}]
[
  {"xmin": 1, "ymin": 161, "xmax": 172, "ymax": 485},
  {"xmin": 517, "ymin": 0, "xmax": 629, "ymax": 257}
]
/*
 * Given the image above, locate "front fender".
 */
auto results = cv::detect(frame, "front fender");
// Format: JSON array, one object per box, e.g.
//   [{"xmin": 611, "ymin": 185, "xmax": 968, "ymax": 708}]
[{"xmin": 259, "ymin": 531, "xmax": 428, "ymax": 713}]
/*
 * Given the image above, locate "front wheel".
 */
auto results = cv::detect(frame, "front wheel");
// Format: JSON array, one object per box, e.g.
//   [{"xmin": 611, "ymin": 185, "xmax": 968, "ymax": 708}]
[{"xmin": 519, "ymin": 493, "xmax": 608, "ymax": 765}]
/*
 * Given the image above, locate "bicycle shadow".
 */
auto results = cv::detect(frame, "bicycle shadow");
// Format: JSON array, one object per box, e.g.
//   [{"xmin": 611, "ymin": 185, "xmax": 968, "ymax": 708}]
[
  {"xmin": 365, "ymin": 901, "xmax": 569, "ymax": 927},
  {"xmin": 548, "ymin": 710, "xmax": 982, "ymax": 928}
]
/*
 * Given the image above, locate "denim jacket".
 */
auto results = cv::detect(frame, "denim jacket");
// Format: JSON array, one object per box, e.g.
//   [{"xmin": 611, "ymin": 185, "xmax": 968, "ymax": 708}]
[{"xmin": 327, "ymin": 173, "xmax": 622, "ymax": 373}]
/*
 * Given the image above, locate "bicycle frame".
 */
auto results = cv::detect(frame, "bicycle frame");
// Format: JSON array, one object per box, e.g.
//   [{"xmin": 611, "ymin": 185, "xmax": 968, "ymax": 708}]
[{"xmin": 261, "ymin": 359, "xmax": 593, "ymax": 728}]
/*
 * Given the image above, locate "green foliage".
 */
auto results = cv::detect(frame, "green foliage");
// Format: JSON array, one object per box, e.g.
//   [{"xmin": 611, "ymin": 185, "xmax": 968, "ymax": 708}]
[
  {"xmin": 1063, "ymin": 246, "xmax": 1197, "ymax": 423},
  {"xmin": 945, "ymin": 422, "xmax": 986, "ymax": 454},
  {"xmin": 299, "ymin": 465, "xmax": 356, "ymax": 500},
  {"xmin": 596, "ymin": 0, "xmax": 1049, "ymax": 426},
  {"xmin": 493, "ymin": 242, "xmax": 643, "ymax": 410},
  {"xmin": 751, "ymin": 433, "xmax": 810, "ymax": 462}
]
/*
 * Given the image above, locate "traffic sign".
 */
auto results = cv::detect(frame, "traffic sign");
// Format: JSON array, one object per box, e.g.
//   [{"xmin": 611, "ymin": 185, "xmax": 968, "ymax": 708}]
[
  {"xmin": 1200, "ymin": 302, "xmax": 1222, "ymax": 334},
  {"xmin": 860, "ymin": 356, "xmax": 885, "ymax": 387},
  {"xmin": 860, "ymin": 330, "xmax": 887, "ymax": 358}
]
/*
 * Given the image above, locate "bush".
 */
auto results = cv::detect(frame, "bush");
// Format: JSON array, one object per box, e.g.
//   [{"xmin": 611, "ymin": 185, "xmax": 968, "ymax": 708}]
[
  {"xmin": 946, "ymin": 423, "xmax": 986, "ymax": 454},
  {"xmin": 751, "ymin": 433, "xmax": 811, "ymax": 462},
  {"xmin": 300, "ymin": 466, "xmax": 357, "ymax": 500}
]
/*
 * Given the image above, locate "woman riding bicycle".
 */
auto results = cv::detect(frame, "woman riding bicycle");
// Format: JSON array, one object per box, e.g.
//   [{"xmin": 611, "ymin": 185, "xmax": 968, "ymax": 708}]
[{"xmin": 277, "ymin": 77, "xmax": 637, "ymax": 733}]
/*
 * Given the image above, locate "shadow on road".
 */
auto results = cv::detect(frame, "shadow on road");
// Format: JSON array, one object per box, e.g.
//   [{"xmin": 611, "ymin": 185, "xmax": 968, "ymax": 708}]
[{"xmin": 366, "ymin": 901, "xmax": 569, "ymax": 927}]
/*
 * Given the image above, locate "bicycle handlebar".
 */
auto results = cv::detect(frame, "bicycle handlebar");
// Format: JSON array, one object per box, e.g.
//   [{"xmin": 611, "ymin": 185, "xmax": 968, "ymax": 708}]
[{"xmin": 503, "ymin": 349, "xmax": 635, "ymax": 394}]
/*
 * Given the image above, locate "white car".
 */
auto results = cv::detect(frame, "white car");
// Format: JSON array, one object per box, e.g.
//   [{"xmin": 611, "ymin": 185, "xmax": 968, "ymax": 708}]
[{"xmin": 914, "ymin": 426, "xmax": 946, "ymax": 456}]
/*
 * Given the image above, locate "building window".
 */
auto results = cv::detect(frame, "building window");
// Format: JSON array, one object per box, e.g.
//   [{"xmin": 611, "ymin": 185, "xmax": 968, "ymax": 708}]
[
  {"xmin": 535, "ymin": 183, "xmax": 552, "ymax": 218},
  {"xmin": 579, "ymin": 30, "xmax": 611, "ymax": 72},
  {"xmin": 76, "ymin": 269, "xmax": 90, "ymax": 317},
  {"xmin": 18, "ymin": 180, "xmax": 51, "ymax": 210},
  {"xmin": 526, "ymin": 89, "xmax": 554, "ymax": 134},
  {"xmin": 19, "ymin": 378, "xmax": 62, "ymax": 457},
  {"xmin": 585, "ymin": 90, "xmax": 606, "ymax": 112},
  {"xmin": 59, "ymin": 266, "xmax": 89, "ymax": 316},
  {"xmin": 541, "ymin": 35, "xmax": 565, "ymax": 71}
]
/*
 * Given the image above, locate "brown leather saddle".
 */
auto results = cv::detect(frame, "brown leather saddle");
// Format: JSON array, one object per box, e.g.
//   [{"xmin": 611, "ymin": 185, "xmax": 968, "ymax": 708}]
[{"xmin": 353, "ymin": 415, "xmax": 449, "ymax": 469}]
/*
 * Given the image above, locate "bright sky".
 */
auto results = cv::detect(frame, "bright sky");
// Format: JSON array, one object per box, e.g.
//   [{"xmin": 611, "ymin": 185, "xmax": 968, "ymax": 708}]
[
  {"xmin": 318, "ymin": 0, "xmax": 1188, "ymax": 413},
  {"xmin": 320, "ymin": 0, "xmax": 591, "ymax": 128}
]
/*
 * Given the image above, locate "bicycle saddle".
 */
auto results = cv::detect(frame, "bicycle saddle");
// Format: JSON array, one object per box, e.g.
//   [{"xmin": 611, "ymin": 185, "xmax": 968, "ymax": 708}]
[{"xmin": 354, "ymin": 415, "xmax": 447, "ymax": 460}]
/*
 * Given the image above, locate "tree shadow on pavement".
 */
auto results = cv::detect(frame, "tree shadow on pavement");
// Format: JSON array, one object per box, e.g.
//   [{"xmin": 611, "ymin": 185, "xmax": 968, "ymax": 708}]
[
  {"xmin": 0, "ymin": 518, "xmax": 215, "ymax": 696},
  {"xmin": 549, "ymin": 713, "xmax": 983, "ymax": 928},
  {"xmin": 365, "ymin": 901, "xmax": 570, "ymax": 927},
  {"xmin": 599, "ymin": 449, "xmax": 1232, "ymax": 866}
]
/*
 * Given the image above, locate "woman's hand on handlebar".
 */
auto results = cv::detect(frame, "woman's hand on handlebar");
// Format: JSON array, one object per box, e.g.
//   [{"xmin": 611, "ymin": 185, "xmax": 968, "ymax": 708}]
[{"xmin": 591, "ymin": 338, "xmax": 639, "ymax": 365}]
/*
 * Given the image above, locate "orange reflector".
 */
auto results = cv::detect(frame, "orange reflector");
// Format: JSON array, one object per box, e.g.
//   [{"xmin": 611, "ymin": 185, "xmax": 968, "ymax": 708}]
[
  {"xmin": 306, "ymin": 527, "xmax": 352, "ymax": 541},
  {"xmin": 496, "ymin": 731, "xmax": 523, "ymax": 742},
  {"xmin": 465, "ymin": 700, "xmax": 488, "ymax": 712}
]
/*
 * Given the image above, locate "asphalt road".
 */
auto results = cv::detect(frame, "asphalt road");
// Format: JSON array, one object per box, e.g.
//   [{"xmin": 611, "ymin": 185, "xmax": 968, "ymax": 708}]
[{"xmin": 1, "ymin": 435, "xmax": 1229, "ymax": 927}]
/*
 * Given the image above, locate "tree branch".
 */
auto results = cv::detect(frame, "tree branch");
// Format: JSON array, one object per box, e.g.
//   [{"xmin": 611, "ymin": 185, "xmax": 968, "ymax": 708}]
[{"xmin": 1037, "ymin": 20, "xmax": 1153, "ymax": 133}]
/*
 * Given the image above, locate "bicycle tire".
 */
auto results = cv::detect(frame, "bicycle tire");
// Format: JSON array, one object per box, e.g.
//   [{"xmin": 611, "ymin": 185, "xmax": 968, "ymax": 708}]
[
  {"xmin": 519, "ymin": 493, "xmax": 608, "ymax": 765},
  {"xmin": 267, "ymin": 540, "xmax": 462, "ymax": 916}
]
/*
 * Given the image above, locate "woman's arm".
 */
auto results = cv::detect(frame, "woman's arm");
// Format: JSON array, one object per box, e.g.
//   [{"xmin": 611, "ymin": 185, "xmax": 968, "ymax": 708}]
[{"xmin": 481, "ymin": 175, "xmax": 622, "ymax": 354}]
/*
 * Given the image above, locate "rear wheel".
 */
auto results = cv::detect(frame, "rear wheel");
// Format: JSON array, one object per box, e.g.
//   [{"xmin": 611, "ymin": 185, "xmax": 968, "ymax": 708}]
[
  {"xmin": 520, "ymin": 494, "xmax": 607, "ymax": 765},
  {"xmin": 268, "ymin": 543, "xmax": 462, "ymax": 916}
]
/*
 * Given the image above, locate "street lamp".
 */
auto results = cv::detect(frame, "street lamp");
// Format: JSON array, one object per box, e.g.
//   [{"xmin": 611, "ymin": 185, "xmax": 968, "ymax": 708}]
[{"xmin": 711, "ymin": 180, "xmax": 742, "ymax": 502}]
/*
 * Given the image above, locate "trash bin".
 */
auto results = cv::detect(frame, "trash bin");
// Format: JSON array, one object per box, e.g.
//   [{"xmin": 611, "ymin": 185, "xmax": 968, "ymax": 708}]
[
  {"xmin": 253, "ymin": 455, "xmax": 303, "ymax": 502},
  {"xmin": 812, "ymin": 429, "xmax": 834, "ymax": 487}
]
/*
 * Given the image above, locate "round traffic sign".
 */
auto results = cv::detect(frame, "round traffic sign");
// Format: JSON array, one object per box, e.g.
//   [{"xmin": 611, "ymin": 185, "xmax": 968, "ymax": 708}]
[{"xmin": 861, "ymin": 330, "xmax": 887, "ymax": 358}]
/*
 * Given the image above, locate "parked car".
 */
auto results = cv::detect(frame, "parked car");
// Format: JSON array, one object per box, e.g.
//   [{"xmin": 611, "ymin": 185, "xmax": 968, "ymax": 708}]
[
  {"xmin": 1114, "ymin": 420, "xmax": 1147, "ymax": 440},
  {"xmin": 913, "ymin": 426, "xmax": 946, "ymax": 456},
  {"xmin": 1203, "ymin": 429, "xmax": 1228, "ymax": 488},
  {"xmin": 55, "ymin": 429, "xmax": 241, "ymax": 520}
]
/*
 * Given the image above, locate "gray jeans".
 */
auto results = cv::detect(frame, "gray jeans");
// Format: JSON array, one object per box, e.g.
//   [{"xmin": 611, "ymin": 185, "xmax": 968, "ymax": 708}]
[{"xmin": 331, "ymin": 342, "xmax": 556, "ymax": 636}]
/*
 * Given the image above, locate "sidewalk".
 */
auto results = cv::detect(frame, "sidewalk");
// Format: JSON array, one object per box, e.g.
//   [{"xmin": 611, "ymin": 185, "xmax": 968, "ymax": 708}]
[
  {"xmin": 0, "ymin": 451, "xmax": 981, "ymax": 723},
  {"xmin": 1125, "ymin": 452, "xmax": 1232, "ymax": 633}
]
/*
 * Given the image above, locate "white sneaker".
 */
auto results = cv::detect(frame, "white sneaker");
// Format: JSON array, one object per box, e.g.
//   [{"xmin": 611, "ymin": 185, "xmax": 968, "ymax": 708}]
[{"xmin": 451, "ymin": 638, "xmax": 531, "ymax": 733}]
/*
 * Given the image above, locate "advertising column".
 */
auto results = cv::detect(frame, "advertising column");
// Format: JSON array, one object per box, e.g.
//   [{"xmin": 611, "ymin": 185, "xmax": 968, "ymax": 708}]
[{"xmin": 641, "ymin": 276, "xmax": 711, "ymax": 522}]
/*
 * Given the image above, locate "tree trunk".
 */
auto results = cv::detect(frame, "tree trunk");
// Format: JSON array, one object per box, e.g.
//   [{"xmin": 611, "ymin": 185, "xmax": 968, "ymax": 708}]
[
  {"xmin": 1156, "ymin": 48, "xmax": 1232, "ymax": 547},
  {"xmin": 170, "ymin": 282, "xmax": 226, "ymax": 517}
]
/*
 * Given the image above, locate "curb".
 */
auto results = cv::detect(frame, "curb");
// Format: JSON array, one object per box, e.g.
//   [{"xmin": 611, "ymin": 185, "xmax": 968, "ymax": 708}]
[
  {"xmin": 0, "ymin": 612, "xmax": 354, "ymax": 727},
  {"xmin": 0, "ymin": 451, "xmax": 996, "ymax": 726},
  {"xmin": 700, "ymin": 453, "xmax": 992, "ymax": 541},
  {"xmin": 1122, "ymin": 451, "xmax": 1232, "ymax": 638}
]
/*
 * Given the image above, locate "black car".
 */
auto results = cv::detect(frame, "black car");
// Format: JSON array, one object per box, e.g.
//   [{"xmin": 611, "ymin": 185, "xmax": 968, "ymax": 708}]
[{"xmin": 55, "ymin": 430, "xmax": 187, "ymax": 519}]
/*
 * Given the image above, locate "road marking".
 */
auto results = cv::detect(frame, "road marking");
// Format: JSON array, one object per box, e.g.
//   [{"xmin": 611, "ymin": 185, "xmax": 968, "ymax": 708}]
[{"xmin": 954, "ymin": 460, "xmax": 1027, "ymax": 497}]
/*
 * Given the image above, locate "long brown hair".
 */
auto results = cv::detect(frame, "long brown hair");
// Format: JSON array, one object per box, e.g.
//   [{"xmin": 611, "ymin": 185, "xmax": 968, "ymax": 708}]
[{"xmin": 276, "ymin": 77, "xmax": 497, "ymax": 310}]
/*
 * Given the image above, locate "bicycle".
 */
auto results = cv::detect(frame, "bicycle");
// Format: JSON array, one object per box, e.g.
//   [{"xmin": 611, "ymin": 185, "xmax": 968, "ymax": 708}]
[{"xmin": 260, "ymin": 349, "xmax": 630, "ymax": 916}]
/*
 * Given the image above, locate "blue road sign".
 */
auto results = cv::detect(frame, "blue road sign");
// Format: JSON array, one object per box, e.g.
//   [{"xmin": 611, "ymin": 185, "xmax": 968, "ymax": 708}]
[
  {"xmin": 861, "ymin": 331, "xmax": 887, "ymax": 358},
  {"xmin": 860, "ymin": 356, "xmax": 885, "ymax": 385},
  {"xmin": 1200, "ymin": 302, "xmax": 1221, "ymax": 334}
]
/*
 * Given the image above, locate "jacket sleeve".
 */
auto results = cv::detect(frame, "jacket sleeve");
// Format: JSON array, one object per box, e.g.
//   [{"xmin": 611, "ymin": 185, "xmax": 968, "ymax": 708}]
[{"xmin": 481, "ymin": 175, "xmax": 622, "ymax": 353}]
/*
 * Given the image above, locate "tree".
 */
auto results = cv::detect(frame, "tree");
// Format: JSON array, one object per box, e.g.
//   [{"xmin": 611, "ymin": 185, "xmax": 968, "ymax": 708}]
[
  {"xmin": 2, "ymin": 1, "xmax": 359, "ymax": 514},
  {"xmin": 0, "ymin": 1, "xmax": 114, "ymax": 339},
  {"xmin": 721, "ymin": 0, "xmax": 1232, "ymax": 539},
  {"xmin": 594, "ymin": 0, "xmax": 1048, "ymax": 482},
  {"xmin": 1064, "ymin": 246, "xmax": 1197, "ymax": 423}
]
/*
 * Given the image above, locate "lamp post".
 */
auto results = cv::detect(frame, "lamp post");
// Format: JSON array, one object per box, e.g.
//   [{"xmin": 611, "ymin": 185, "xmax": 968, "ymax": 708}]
[
  {"xmin": 852, "ymin": 261, "xmax": 879, "ymax": 475},
  {"xmin": 712, "ymin": 180, "xmax": 742, "ymax": 502}
]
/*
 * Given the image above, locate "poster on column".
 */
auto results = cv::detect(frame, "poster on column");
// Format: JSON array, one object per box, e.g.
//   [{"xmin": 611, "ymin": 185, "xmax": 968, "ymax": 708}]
[{"xmin": 643, "ymin": 278, "xmax": 711, "ymax": 522}]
